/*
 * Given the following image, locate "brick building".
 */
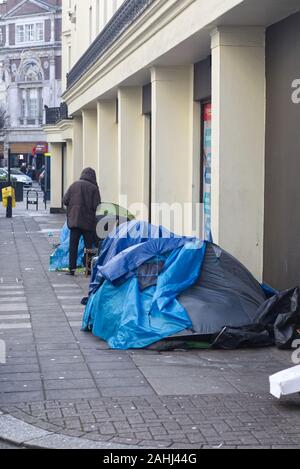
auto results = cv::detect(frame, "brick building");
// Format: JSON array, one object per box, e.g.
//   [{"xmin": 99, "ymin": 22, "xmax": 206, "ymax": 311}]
[{"xmin": 0, "ymin": 0, "xmax": 62, "ymax": 169}]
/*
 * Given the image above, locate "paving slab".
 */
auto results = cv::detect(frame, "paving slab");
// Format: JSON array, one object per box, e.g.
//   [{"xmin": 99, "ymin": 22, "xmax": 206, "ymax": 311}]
[
  {"xmin": 45, "ymin": 389, "xmax": 101, "ymax": 400},
  {"xmin": 0, "ymin": 305, "xmax": 28, "ymax": 312},
  {"xmin": 147, "ymin": 376, "xmax": 239, "ymax": 396},
  {"xmin": 0, "ymin": 392, "xmax": 45, "ymax": 404},
  {"xmin": 0, "ymin": 373, "xmax": 42, "ymax": 382}
]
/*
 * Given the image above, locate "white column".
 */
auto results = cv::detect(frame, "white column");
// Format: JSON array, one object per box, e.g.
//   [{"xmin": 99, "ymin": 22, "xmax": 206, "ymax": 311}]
[
  {"xmin": 211, "ymin": 26, "xmax": 266, "ymax": 279},
  {"xmin": 66, "ymin": 139, "xmax": 74, "ymax": 189},
  {"xmin": 49, "ymin": 56, "xmax": 56, "ymax": 107},
  {"xmin": 151, "ymin": 66, "xmax": 194, "ymax": 235},
  {"xmin": 49, "ymin": 143, "xmax": 62, "ymax": 210},
  {"xmin": 97, "ymin": 100, "xmax": 118, "ymax": 203},
  {"xmin": 82, "ymin": 108, "xmax": 98, "ymax": 173},
  {"xmin": 26, "ymin": 88, "xmax": 30, "ymax": 124},
  {"xmin": 51, "ymin": 15, "xmax": 55, "ymax": 43},
  {"xmin": 142, "ymin": 114, "xmax": 151, "ymax": 222},
  {"xmin": 59, "ymin": 118, "xmax": 83, "ymax": 193},
  {"xmin": 5, "ymin": 25, "xmax": 9, "ymax": 47},
  {"xmin": 72, "ymin": 115, "xmax": 83, "ymax": 181},
  {"xmin": 118, "ymin": 87, "xmax": 144, "ymax": 216},
  {"xmin": 9, "ymin": 84, "xmax": 20, "ymax": 127}
]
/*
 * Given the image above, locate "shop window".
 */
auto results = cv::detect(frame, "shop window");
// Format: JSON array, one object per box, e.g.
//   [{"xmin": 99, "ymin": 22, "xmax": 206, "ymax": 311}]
[
  {"xmin": 20, "ymin": 88, "xmax": 42, "ymax": 125},
  {"xmin": 16, "ymin": 23, "xmax": 44, "ymax": 44}
]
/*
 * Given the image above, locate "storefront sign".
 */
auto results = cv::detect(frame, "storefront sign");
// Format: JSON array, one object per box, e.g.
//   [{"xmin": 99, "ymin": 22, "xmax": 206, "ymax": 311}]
[{"xmin": 32, "ymin": 143, "xmax": 48, "ymax": 155}]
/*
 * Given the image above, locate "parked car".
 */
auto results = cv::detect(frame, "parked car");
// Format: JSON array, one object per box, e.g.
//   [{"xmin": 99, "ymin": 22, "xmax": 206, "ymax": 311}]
[
  {"xmin": 3, "ymin": 168, "xmax": 32, "ymax": 187},
  {"xmin": 0, "ymin": 169, "xmax": 7, "ymax": 181},
  {"xmin": 0, "ymin": 168, "xmax": 17, "ymax": 183}
]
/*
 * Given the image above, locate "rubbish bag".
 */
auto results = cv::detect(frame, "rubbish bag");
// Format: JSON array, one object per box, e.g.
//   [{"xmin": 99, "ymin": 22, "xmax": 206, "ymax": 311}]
[
  {"xmin": 212, "ymin": 326, "xmax": 274, "ymax": 350},
  {"xmin": 49, "ymin": 223, "xmax": 84, "ymax": 272},
  {"xmin": 213, "ymin": 288, "xmax": 300, "ymax": 350},
  {"xmin": 258, "ymin": 288, "xmax": 300, "ymax": 349}
]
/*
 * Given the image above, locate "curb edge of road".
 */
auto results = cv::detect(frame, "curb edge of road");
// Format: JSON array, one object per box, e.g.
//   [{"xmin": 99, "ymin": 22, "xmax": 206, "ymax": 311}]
[{"xmin": 0, "ymin": 413, "xmax": 143, "ymax": 450}]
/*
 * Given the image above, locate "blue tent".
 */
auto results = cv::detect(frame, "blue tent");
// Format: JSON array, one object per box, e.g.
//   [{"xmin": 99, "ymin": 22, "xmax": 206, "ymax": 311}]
[
  {"xmin": 82, "ymin": 221, "xmax": 299, "ymax": 350},
  {"xmin": 49, "ymin": 223, "xmax": 84, "ymax": 272},
  {"xmin": 83, "ymin": 221, "xmax": 206, "ymax": 349}
]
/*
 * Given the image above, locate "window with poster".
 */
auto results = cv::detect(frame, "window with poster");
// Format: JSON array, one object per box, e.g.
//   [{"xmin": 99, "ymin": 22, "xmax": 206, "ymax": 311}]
[{"xmin": 201, "ymin": 101, "xmax": 212, "ymax": 241}]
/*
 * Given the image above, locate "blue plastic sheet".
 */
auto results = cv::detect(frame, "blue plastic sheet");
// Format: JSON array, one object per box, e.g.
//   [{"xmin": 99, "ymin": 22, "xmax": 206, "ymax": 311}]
[
  {"xmin": 90, "ymin": 221, "xmax": 192, "ymax": 292},
  {"xmin": 82, "ymin": 222, "xmax": 207, "ymax": 349},
  {"xmin": 49, "ymin": 223, "xmax": 84, "ymax": 272}
]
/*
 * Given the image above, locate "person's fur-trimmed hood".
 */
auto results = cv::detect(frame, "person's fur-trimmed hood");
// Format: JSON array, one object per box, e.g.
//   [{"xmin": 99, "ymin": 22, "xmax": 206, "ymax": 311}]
[{"xmin": 80, "ymin": 167, "xmax": 97, "ymax": 186}]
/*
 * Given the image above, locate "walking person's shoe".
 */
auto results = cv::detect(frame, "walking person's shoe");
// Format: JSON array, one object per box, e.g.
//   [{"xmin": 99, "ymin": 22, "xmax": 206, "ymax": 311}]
[{"xmin": 66, "ymin": 270, "xmax": 76, "ymax": 276}]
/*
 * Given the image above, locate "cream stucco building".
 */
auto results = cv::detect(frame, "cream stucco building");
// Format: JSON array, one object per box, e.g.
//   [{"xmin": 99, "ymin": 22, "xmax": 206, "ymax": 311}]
[{"xmin": 44, "ymin": 0, "xmax": 300, "ymax": 291}]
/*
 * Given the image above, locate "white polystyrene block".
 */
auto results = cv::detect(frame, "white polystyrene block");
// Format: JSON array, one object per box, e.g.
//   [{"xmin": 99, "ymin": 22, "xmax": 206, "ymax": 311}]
[{"xmin": 270, "ymin": 365, "xmax": 300, "ymax": 399}]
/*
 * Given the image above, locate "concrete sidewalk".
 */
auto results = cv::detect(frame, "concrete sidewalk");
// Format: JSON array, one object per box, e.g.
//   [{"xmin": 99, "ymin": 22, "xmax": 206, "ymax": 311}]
[{"xmin": 0, "ymin": 203, "xmax": 299, "ymax": 449}]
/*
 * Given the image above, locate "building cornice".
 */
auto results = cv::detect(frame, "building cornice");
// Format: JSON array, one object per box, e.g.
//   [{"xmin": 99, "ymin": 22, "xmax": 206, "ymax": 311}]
[
  {"xmin": 43, "ymin": 119, "xmax": 74, "ymax": 143},
  {"xmin": 0, "ymin": 45, "xmax": 62, "ymax": 55},
  {"xmin": 0, "ymin": 12, "xmax": 62, "ymax": 25},
  {"xmin": 63, "ymin": 0, "xmax": 196, "ymax": 106},
  {"xmin": 66, "ymin": 0, "xmax": 156, "ymax": 90}
]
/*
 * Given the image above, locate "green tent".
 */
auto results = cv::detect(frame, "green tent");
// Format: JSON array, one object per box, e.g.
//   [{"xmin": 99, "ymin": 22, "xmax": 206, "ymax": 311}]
[{"xmin": 96, "ymin": 202, "xmax": 135, "ymax": 221}]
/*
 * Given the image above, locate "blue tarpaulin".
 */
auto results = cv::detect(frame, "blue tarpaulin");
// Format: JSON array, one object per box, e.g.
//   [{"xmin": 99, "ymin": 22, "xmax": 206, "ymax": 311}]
[
  {"xmin": 81, "ymin": 221, "xmax": 299, "ymax": 351},
  {"xmin": 49, "ymin": 223, "xmax": 84, "ymax": 272},
  {"xmin": 82, "ymin": 221, "xmax": 207, "ymax": 349},
  {"xmin": 89, "ymin": 221, "xmax": 191, "ymax": 291}
]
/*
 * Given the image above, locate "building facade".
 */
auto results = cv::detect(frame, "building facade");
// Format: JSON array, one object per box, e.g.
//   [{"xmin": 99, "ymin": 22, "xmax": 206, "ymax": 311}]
[
  {"xmin": 0, "ymin": 0, "xmax": 62, "ymax": 168},
  {"xmin": 45, "ymin": 0, "xmax": 300, "ymax": 291}
]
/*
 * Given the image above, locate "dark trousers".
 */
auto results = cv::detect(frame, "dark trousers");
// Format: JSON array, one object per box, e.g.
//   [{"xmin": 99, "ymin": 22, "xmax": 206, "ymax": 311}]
[{"xmin": 69, "ymin": 228, "xmax": 94, "ymax": 272}]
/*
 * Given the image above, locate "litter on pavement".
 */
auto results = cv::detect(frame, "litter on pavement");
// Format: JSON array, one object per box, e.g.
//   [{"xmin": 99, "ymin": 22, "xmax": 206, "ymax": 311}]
[{"xmin": 270, "ymin": 365, "xmax": 300, "ymax": 398}]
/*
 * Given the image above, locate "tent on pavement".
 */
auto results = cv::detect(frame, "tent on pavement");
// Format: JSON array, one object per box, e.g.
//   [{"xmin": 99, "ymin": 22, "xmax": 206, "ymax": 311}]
[
  {"xmin": 49, "ymin": 223, "xmax": 85, "ymax": 272},
  {"xmin": 82, "ymin": 221, "xmax": 300, "ymax": 350}
]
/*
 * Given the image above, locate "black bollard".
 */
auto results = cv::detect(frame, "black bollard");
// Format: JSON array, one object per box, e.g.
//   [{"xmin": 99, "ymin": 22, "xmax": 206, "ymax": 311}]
[{"xmin": 6, "ymin": 196, "xmax": 12, "ymax": 219}]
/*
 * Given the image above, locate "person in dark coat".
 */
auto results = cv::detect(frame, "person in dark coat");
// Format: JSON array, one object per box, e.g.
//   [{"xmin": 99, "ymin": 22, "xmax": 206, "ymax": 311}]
[
  {"xmin": 20, "ymin": 163, "xmax": 27, "ymax": 174},
  {"xmin": 26, "ymin": 165, "xmax": 33, "ymax": 179},
  {"xmin": 63, "ymin": 167, "xmax": 101, "ymax": 275}
]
